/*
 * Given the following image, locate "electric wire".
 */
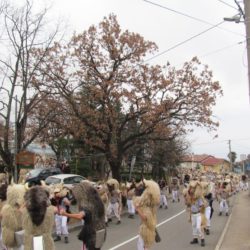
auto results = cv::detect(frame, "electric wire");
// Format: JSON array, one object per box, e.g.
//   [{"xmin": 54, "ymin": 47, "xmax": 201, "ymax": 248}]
[
  {"xmin": 143, "ymin": 0, "xmax": 244, "ymax": 37},
  {"xmin": 233, "ymin": 142, "xmax": 250, "ymax": 150},
  {"xmin": 217, "ymin": 0, "xmax": 238, "ymax": 10},
  {"xmin": 144, "ymin": 21, "xmax": 225, "ymax": 62},
  {"xmin": 199, "ymin": 40, "xmax": 244, "ymax": 58},
  {"xmin": 192, "ymin": 137, "xmax": 250, "ymax": 146}
]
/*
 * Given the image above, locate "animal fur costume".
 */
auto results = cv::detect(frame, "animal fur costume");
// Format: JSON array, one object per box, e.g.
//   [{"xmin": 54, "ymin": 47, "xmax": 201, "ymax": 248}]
[
  {"xmin": 133, "ymin": 179, "xmax": 160, "ymax": 249},
  {"xmin": 22, "ymin": 186, "xmax": 55, "ymax": 250},
  {"xmin": 71, "ymin": 181, "xmax": 106, "ymax": 249},
  {"xmin": 1, "ymin": 183, "xmax": 26, "ymax": 248},
  {"xmin": 186, "ymin": 181, "xmax": 207, "ymax": 245},
  {"xmin": 96, "ymin": 184, "xmax": 109, "ymax": 224},
  {"xmin": 186, "ymin": 181, "xmax": 207, "ymax": 220},
  {"xmin": 106, "ymin": 178, "xmax": 120, "ymax": 192},
  {"xmin": 0, "ymin": 183, "xmax": 8, "ymax": 250},
  {"xmin": 106, "ymin": 178, "xmax": 122, "ymax": 223}
]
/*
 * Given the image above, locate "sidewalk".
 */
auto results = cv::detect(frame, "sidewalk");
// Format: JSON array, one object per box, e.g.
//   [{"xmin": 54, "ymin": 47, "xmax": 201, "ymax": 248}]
[{"xmin": 216, "ymin": 190, "xmax": 250, "ymax": 250}]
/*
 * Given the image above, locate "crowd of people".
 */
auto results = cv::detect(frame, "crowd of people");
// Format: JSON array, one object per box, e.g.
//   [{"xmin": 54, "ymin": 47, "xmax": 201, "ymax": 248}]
[{"xmin": 0, "ymin": 168, "xmax": 248, "ymax": 250}]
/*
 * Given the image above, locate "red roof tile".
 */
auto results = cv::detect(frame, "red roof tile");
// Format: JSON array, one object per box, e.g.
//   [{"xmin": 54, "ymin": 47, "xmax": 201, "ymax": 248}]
[
  {"xmin": 181, "ymin": 154, "xmax": 210, "ymax": 162},
  {"xmin": 201, "ymin": 156, "xmax": 225, "ymax": 166}
]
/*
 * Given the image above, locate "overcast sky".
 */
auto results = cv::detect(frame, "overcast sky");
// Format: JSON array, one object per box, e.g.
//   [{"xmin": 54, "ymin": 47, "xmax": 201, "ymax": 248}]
[{"xmin": 32, "ymin": 0, "xmax": 250, "ymax": 160}]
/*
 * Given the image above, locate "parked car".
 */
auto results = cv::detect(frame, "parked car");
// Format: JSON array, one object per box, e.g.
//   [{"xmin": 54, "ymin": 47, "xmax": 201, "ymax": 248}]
[
  {"xmin": 45, "ymin": 174, "xmax": 87, "ymax": 189},
  {"xmin": 25, "ymin": 167, "xmax": 61, "ymax": 186}
]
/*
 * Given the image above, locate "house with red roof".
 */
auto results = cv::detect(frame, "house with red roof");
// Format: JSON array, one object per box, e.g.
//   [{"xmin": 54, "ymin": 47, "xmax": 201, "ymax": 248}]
[{"xmin": 180, "ymin": 154, "xmax": 231, "ymax": 173}]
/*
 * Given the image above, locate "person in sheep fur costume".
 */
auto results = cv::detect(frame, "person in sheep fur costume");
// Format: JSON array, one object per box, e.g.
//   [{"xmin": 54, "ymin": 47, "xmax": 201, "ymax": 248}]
[
  {"xmin": 185, "ymin": 180, "xmax": 207, "ymax": 247},
  {"xmin": 200, "ymin": 177, "xmax": 213, "ymax": 235},
  {"xmin": 61, "ymin": 181, "xmax": 106, "ymax": 250},
  {"xmin": 1, "ymin": 183, "xmax": 26, "ymax": 250},
  {"xmin": 22, "ymin": 186, "xmax": 56, "ymax": 250},
  {"xmin": 133, "ymin": 179, "xmax": 160, "ymax": 250},
  {"xmin": 0, "ymin": 182, "xmax": 8, "ymax": 250},
  {"xmin": 96, "ymin": 184, "xmax": 109, "ymax": 226},
  {"xmin": 106, "ymin": 178, "xmax": 122, "ymax": 225}
]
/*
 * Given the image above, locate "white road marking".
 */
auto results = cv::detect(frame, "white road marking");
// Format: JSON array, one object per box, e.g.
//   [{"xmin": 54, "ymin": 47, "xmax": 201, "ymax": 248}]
[{"xmin": 109, "ymin": 209, "xmax": 186, "ymax": 250}]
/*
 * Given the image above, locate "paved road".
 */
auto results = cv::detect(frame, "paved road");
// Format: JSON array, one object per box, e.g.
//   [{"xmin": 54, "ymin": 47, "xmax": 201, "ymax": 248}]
[{"xmin": 55, "ymin": 196, "xmax": 233, "ymax": 250}]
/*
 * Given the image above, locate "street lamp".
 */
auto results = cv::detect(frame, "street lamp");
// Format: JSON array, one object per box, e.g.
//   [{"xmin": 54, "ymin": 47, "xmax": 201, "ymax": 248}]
[{"xmin": 223, "ymin": 14, "xmax": 242, "ymax": 23}]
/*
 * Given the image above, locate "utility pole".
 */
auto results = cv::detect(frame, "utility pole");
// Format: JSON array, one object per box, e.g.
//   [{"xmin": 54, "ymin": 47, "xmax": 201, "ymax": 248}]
[
  {"xmin": 244, "ymin": 0, "xmax": 250, "ymax": 101},
  {"xmin": 228, "ymin": 140, "xmax": 233, "ymax": 172},
  {"xmin": 224, "ymin": 1, "xmax": 250, "ymax": 100},
  {"xmin": 14, "ymin": 95, "xmax": 18, "ymax": 183}
]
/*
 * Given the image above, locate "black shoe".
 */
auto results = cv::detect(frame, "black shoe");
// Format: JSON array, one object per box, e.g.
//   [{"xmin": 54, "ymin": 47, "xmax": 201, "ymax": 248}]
[
  {"xmin": 206, "ymin": 229, "xmax": 210, "ymax": 235},
  {"xmin": 54, "ymin": 235, "xmax": 61, "ymax": 242},
  {"xmin": 201, "ymin": 239, "xmax": 205, "ymax": 247},
  {"xmin": 172, "ymin": 200, "xmax": 175, "ymax": 203},
  {"xmin": 116, "ymin": 220, "xmax": 121, "ymax": 225},
  {"xmin": 190, "ymin": 238, "xmax": 199, "ymax": 244},
  {"xmin": 219, "ymin": 212, "xmax": 222, "ymax": 216},
  {"xmin": 105, "ymin": 222, "xmax": 108, "ymax": 227},
  {"xmin": 64, "ymin": 236, "xmax": 69, "ymax": 244},
  {"xmin": 108, "ymin": 218, "xmax": 112, "ymax": 222},
  {"xmin": 226, "ymin": 212, "xmax": 229, "ymax": 216},
  {"xmin": 159, "ymin": 205, "xmax": 162, "ymax": 208},
  {"xmin": 178, "ymin": 198, "xmax": 180, "ymax": 202}
]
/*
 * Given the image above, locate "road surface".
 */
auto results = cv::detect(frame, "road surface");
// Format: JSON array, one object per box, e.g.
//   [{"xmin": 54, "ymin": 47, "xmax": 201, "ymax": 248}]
[{"xmin": 55, "ymin": 196, "xmax": 232, "ymax": 250}]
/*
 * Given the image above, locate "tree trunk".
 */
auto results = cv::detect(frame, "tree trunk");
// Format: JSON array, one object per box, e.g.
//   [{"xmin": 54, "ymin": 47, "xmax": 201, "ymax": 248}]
[{"xmin": 109, "ymin": 160, "xmax": 121, "ymax": 182}]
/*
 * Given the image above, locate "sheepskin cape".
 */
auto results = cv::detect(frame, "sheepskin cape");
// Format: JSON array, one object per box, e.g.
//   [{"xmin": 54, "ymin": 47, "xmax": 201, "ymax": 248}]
[
  {"xmin": 133, "ymin": 180, "xmax": 160, "ymax": 248},
  {"xmin": 22, "ymin": 205, "xmax": 55, "ymax": 250},
  {"xmin": 1, "ymin": 183, "xmax": 26, "ymax": 248}
]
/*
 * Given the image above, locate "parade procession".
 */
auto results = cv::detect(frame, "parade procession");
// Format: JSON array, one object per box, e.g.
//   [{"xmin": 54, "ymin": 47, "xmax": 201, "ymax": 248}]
[{"xmin": 0, "ymin": 167, "xmax": 248, "ymax": 250}]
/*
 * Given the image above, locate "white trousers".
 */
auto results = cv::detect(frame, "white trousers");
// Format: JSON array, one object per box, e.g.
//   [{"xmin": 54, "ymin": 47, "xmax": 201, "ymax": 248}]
[
  {"xmin": 55, "ymin": 214, "xmax": 69, "ymax": 236},
  {"xmin": 172, "ymin": 190, "xmax": 179, "ymax": 201},
  {"xmin": 137, "ymin": 235, "xmax": 148, "ymax": 250},
  {"xmin": 219, "ymin": 199, "xmax": 229, "ymax": 213},
  {"xmin": 205, "ymin": 206, "xmax": 211, "ymax": 228},
  {"xmin": 0, "ymin": 226, "xmax": 6, "ymax": 250},
  {"xmin": 127, "ymin": 199, "xmax": 135, "ymax": 215},
  {"xmin": 191, "ymin": 213, "xmax": 204, "ymax": 239},
  {"xmin": 13, "ymin": 246, "xmax": 24, "ymax": 250},
  {"xmin": 107, "ymin": 202, "xmax": 121, "ymax": 220},
  {"xmin": 160, "ymin": 194, "xmax": 168, "ymax": 207}
]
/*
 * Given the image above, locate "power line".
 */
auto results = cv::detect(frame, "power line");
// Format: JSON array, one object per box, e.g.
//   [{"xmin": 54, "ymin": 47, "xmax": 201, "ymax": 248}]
[
  {"xmin": 233, "ymin": 142, "xmax": 250, "ymax": 150},
  {"xmin": 192, "ymin": 137, "xmax": 250, "ymax": 146},
  {"xmin": 199, "ymin": 40, "xmax": 244, "ymax": 58},
  {"xmin": 217, "ymin": 0, "xmax": 238, "ymax": 10},
  {"xmin": 143, "ymin": 0, "xmax": 244, "ymax": 37},
  {"xmin": 144, "ymin": 21, "xmax": 225, "ymax": 62},
  {"xmin": 192, "ymin": 140, "xmax": 228, "ymax": 146},
  {"xmin": 144, "ymin": 0, "xmax": 216, "ymax": 26}
]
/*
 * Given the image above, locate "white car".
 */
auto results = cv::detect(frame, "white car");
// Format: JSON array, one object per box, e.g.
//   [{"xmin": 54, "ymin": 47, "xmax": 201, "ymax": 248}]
[{"xmin": 45, "ymin": 174, "xmax": 87, "ymax": 189}]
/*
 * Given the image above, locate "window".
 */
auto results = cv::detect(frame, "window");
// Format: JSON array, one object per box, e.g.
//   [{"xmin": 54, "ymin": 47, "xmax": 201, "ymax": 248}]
[
  {"xmin": 73, "ymin": 176, "xmax": 85, "ymax": 183},
  {"xmin": 45, "ymin": 177, "xmax": 61, "ymax": 185},
  {"xmin": 64, "ymin": 177, "xmax": 75, "ymax": 184}
]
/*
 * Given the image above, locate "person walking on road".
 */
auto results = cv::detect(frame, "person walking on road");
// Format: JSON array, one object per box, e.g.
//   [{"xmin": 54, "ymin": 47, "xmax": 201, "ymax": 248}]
[
  {"xmin": 60, "ymin": 181, "xmax": 106, "ymax": 250},
  {"xmin": 158, "ymin": 178, "xmax": 168, "ymax": 209},
  {"xmin": 218, "ymin": 180, "xmax": 230, "ymax": 216},
  {"xmin": 186, "ymin": 180, "xmax": 206, "ymax": 247},
  {"xmin": 133, "ymin": 179, "xmax": 160, "ymax": 250},
  {"xmin": 51, "ymin": 187, "xmax": 71, "ymax": 243},
  {"xmin": 170, "ymin": 177, "xmax": 180, "ymax": 203}
]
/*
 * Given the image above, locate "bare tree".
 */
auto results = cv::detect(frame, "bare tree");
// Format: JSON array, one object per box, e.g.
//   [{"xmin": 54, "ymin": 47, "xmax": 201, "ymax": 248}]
[{"xmin": 0, "ymin": 0, "xmax": 62, "ymax": 174}]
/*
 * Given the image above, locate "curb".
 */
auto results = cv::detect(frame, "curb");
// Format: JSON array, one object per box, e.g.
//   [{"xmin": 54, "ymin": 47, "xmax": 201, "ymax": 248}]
[
  {"xmin": 214, "ymin": 194, "xmax": 237, "ymax": 250},
  {"xmin": 214, "ymin": 211, "xmax": 233, "ymax": 250}
]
